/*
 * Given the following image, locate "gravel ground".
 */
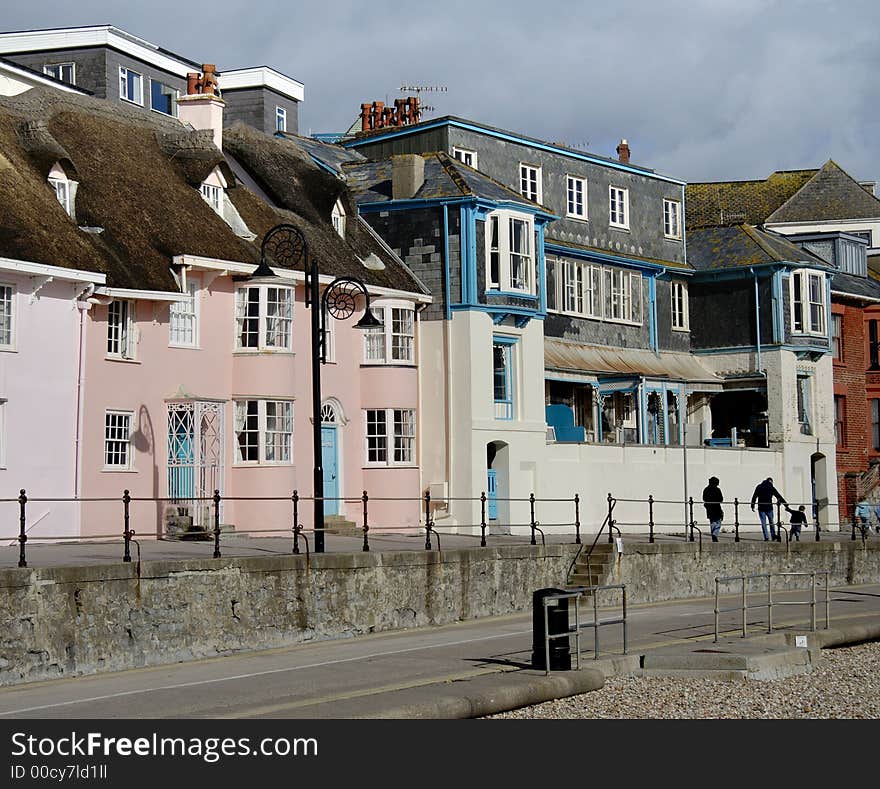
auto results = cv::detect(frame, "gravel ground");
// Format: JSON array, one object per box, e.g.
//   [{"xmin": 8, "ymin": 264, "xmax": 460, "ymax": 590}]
[{"xmin": 488, "ymin": 641, "xmax": 880, "ymax": 719}]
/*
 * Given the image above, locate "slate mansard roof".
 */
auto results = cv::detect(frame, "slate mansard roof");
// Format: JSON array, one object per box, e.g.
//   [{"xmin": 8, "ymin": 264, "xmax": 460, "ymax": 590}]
[
  {"xmin": 0, "ymin": 88, "xmax": 426, "ymax": 295},
  {"xmin": 341, "ymin": 151, "xmax": 552, "ymax": 213},
  {"xmin": 686, "ymin": 224, "xmax": 827, "ymax": 272}
]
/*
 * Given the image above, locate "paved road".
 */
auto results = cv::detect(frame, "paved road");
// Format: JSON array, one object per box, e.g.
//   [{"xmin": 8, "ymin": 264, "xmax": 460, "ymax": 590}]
[{"xmin": 2, "ymin": 583, "xmax": 878, "ymax": 719}]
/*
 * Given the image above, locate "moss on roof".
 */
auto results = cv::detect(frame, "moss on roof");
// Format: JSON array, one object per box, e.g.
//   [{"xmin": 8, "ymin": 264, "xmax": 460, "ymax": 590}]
[{"xmin": 686, "ymin": 169, "xmax": 817, "ymax": 229}]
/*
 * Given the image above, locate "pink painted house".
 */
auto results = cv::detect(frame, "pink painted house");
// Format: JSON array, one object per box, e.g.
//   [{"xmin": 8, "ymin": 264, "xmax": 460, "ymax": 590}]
[{"xmin": 0, "ymin": 84, "xmax": 428, "ymax": 545}]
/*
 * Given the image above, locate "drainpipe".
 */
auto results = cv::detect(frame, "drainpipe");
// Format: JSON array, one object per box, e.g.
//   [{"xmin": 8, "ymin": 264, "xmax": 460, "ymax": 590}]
[
  {"xmin": 749, "ymin": 267, "xmax": 763, "ymax": 375},
  {"xmin": 749, "ymin": 267, "xmax": 769, "ymax": 447},
  {"xmin": 73, "ymin": 286, "xmax": 94, "ymax": 535}
]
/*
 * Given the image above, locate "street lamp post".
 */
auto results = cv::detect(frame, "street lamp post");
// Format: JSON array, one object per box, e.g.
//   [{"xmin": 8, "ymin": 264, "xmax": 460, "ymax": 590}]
[{"xmin": 257, "ymin": 225, "xmax": 381, "ymax": 554}]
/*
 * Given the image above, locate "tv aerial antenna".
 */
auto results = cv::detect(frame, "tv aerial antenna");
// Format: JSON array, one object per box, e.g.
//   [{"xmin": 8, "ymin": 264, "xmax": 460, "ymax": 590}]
[{"xmin": 399, "ymin": 83, "xmax": 448, "ymax": 114}]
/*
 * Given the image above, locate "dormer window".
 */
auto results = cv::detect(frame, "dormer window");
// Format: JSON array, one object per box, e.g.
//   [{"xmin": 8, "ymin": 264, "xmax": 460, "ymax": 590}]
[
  {"xmin": 331, "ymin": 199, "xmax": 346, "ymax": 238},
  {"xmin": 200, "ymin": 182, "xmax": 222, "ymax": 215},
  {"xmin": 47, "ymin": 165, "xmax": 76, "ymax": 219}
]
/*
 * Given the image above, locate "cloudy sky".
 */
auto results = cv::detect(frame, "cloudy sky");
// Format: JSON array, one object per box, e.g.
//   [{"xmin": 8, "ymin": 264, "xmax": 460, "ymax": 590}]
[{"xmin": 4, "ymin": 0, "xmax": 878, "ymax": 183}]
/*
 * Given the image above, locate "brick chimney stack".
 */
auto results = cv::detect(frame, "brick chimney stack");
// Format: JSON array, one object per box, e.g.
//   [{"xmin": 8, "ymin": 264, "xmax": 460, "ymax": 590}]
[
  {"xmin": 177, "ymin": 63, "xmax": 226, "ymax": 150},
  {"xmin": 616, "ymin": 139, "xmax": 630, "ymax": 165}
]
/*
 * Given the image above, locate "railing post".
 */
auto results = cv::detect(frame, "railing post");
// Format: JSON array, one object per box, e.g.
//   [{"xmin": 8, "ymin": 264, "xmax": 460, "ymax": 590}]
[
  {"xmin": 574, "ymin": 493, "xmax": 581, "ymax": 545},
  {"xmin": 814, "ymin": 501, "xmax": 821, "ymax": 541},
  {"xmin": 362, "ymin": 490, "xmax": 370, "ymax": 553},
  {"xmin": 607, "ymin": 493, "xmax": 614, "ymax": 544},
  {"xmin": 122, "ymin": 489, "xmax": 132, "ymax": 563},
  {"xmin": 648, "ymin": 495, "xmax": 655, "ymax": 544},
  {"xmin": 17, "ymin": 488, "xmax": 27, "ymax": 568},
  {"xmin": 810, "ymin": 572, "xmax": 817, "ymax": 632},
  {"xmin": 734, "ymin": 497, "xmax": 740, "ymax": 543},
  {"xmin": 529, "ymin": 493, "xmax": 537, "ymax": 546},
  {"xmin": 292, "ymin": 490, "xmax": 300, "ymax": 555},
  {"xmin": 741, "ymin": 576, "xmax": 747, "ymax": 638},
  {"xmin": 688, "ymin": 496, "xmax": 695, "ymax": 542},
  {"xmin": 776, "ymin": 501, "xmax": 782, "ymax": 541},
  {"xmin": 480, "ymin": 492, "xmax": 487, "ymax": 547},
  {"xmin": 714, "ymin": 578, "xmax": 719, "ymax": 643},
  {"xmin": 851, "ymin": 508, "xmax": 857, "ymax": 541},
  {"xmin": 424, "ymin": 489, "xmax": 432, "ymax": 550},
  {"xmin": 213, "ymin": 489, "xmax": 222, "ymax": 559}
]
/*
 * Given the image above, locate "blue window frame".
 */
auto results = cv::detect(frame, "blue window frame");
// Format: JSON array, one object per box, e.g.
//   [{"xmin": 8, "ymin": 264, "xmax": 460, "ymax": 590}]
[{"xmin": 493, "ymin": 336, "xmax": 517, "ymax": 420}]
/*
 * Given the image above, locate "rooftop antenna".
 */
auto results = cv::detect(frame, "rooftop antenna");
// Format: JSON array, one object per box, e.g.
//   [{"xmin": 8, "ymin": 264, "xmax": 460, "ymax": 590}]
[{"xmin": 399, "ymin": 84, "xmax": 448, "ymax": 115}]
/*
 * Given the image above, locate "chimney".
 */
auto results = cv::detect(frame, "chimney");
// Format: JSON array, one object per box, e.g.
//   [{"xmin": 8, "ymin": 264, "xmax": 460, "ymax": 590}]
[
  {"xmin": 616, "ymin": 138, "xmax": 630, "ymax": 165},
  {"xmin": 392, "ymin": 154, "xmax": 425, "ymax": 200},
  {"xmin": 177, "ymin": 64, "xmax": 226, "ymax": 150}
]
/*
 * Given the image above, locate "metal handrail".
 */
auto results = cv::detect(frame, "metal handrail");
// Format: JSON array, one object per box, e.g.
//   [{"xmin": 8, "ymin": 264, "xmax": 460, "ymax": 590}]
[
  {"xmin": 713, "ymin": 571, "xmax": 830, "ymax": 642},
  {"xmin": 542, "ymin": 584, "xmax": 627, "ymax": 675}
]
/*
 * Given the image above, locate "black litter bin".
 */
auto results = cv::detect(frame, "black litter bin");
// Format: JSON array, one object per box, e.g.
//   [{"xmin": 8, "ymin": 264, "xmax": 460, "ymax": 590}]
[{"xmin": 531, "ymin": 588, "xmax": 571, "ymax": 671}]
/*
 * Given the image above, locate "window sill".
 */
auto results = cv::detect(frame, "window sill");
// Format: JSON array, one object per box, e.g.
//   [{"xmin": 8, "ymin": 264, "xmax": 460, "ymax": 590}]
[
  {"xmin": 120, "ymin": 96, "xmax": 144, "ymax": 107},
  {"xmin": 169, "ymin": 343, "xmax": 200, "ymax": 350},
  {"xmin": 101, "ymin": 467, "xmax": 138, "ymax": 473},
  {"xmin": 151, "ymin": 107, "xmax": 178, "ymax": 118},
  {"xmin": 105, "ymin": 356, "xmax": 141, "ymax": 364},
  {"xmin": 362, "ymin": 464, "xmax": 418, "ymax": 470},
  {"xmin": 360, "ymin": 362, "xmax": 416, "ymax": 369},
  {"xmin": 609, "ymin": 224, "xmax": 631, "ymax": 233},
  {"xmin": 486, "ymin": 290, "xmax": 539, "ymax": 300},
  {"xmin": 566, "ymin": 214, "xmax": 589, "ymax": 223},
  {"xmin": 672, "ymin": 326, "xmax": 690, "ymax": 333},
  {"xmin": 232, "ymin": 462, "xmax": 294, "ymax": 468},
  {"xmin": 233, "ymin": 350, "xmax": 295, "ymax": 356},
  {"xmin": 0, "ymin": 346, "xmax": 17, "ymax": 354},
  {"xmin": 664, "ymin": 236, "xmax": 683, "ymax": 243}
]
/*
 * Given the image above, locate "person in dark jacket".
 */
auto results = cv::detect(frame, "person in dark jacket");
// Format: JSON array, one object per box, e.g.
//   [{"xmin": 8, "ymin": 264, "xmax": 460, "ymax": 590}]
[
  {"xmin": 784, "ymin": 505, "xmax": 808, "ymax": 541},
  {"xmin": 702, "ymin": 476, "xmax": 724, "ymax": 542},
  {"xmin": 751, "ymin": 477, "xmax": 786, "ymax": 541}
]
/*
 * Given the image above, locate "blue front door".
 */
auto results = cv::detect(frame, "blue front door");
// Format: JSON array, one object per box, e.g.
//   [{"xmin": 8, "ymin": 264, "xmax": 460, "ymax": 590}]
[
  {"xmin": 321, "ymin": 425, "xmax": 339, "ymax": 515},
  {"xmin": 487, "ymin": 470, "xmax": 498, "ymax": 521}
]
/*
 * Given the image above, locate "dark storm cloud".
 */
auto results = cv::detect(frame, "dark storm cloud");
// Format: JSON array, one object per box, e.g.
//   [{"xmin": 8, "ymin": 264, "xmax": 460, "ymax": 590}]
[{"xmin": 4, "ymin": 0, "xmax": 878, "ymax": 182}]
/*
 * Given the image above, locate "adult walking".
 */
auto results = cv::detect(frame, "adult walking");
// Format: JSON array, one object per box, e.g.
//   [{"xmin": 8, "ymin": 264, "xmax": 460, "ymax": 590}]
[
  {"xmin": 702, "ymin": 476, "xmax": 724, "ymax": 542},
  {"xmin": 750, "ymin": 477, "xmax": 786, "ymax": 541}
]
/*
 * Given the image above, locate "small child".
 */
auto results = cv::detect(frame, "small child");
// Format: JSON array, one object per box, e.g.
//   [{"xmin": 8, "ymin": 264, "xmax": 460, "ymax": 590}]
[{"xmin": 785, "ymin": 505, "xmax": 808, "ymax": 541}]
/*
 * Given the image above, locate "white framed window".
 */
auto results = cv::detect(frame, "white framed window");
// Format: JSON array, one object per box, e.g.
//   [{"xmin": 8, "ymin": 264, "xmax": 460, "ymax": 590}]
[
  {"xmin": 118, "ymin": 66, "xmax": 144, "ymax": 105},
  {"xmin": 150, "ymin": 80, "xmax": 178, "ymax": 116},
  {"xmin": 363, "ymin": 302, "xmax": 416, "ymax": 364},
  {"xmin": 493, "ymin": 337, "xmax": 517, "ymax": 420},
  {"xmin": 275, "ymin": 106, "xmax": 287, "ymax": 133},
  {"xmin": 453, "ymin": 147, "xmax": 477, "ymax": 168},
  {"xmin": 663, "ymin": 199, "xmax": 682, "ymax": 240},
  {"xmin": 566, "ymin": 175, "xmax": 588, "ymax": 220},
  {"xmin": 364, "ymin": 408, "xmax": 416, "ymax": 465},
  {"xmin": 104, "ymin": 410, "xmax": 133, "ymax": 469},
  {"xmin": 235, "ymin": 285, "xmax": 293, "ymax": 351},
  {"xmin": 602, "ymin": 267, "xmax": 642, "ymax": 324},
  {"xmin": 169, "ymin": 279, "xmax": 199, "ymax": 348},
  {"xmin": 43, "ymin": 62, "xmax": 75, "ymax": 83},
  {"xmin": 796, "ymin": 374, "xmax": 813, "ymax": 435},
  {"xmin": 234, "ymin": 399, "xmax": 294, "ymax": 464},
  {"xmin": 671, "ymin": 280, "xmax": 689, "ymax": 330},
  {"xmin": 331, "ymin": 198, "xmax": 346, "ymax": 237},
  {"xmin": 485, "ymin": 210, "xmax": 535, "ymax": 294},
  {"xmin": 561, "ymin": 261, "xmax": 601, "ymax": 318},
  {"xmin": 200, "ymin": 183, "xmax": 223, "ymax": 215},
  {"xmin": 609, "ymin": 186, "xmax": 629, "ymax": 229},
  {"xmin": 791, "ymin": 270, "xmax": 826, "ymax": 336},
  {"xmin": 48, "ymin": 176, "xmax": 74, "ymax": 217},
  {"xmin": 322, "ymin": 305, "xmax": 336, "ymax": 363},
  {"xmin": 0, "ymin": 284, "xmax": 15, "ymax": 350},
  {"xmin": 519, "ymin": 163, "xmax": 542, "ymax": 203},
  {"xmin": 107, "ymin": 300, "xmax": 136, "ymax": 359}
]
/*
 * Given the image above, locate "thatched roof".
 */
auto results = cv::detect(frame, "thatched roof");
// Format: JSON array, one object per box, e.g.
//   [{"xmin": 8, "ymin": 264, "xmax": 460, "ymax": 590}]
[{"xmin": 0, "ymin": 89, "xmax": 426, "ymax": 295}]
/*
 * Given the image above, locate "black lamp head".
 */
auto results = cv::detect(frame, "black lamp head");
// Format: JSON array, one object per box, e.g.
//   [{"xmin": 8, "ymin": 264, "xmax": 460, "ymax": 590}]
[{"xmin": 354, "ymin": 308, "xmax": 383, "ymax": 330}]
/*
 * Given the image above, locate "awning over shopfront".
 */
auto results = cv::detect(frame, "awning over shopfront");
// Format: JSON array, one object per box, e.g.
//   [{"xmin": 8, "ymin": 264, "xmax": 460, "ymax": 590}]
[{"xmin": 544, "ymin": 337, "xmax": 723, "ymax": 391}]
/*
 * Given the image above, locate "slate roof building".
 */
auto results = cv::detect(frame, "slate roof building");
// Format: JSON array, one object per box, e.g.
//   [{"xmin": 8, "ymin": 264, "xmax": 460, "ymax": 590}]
[
  {"xmin": 306, "ymin": 112, "xmax": 835, "ymax": 534},
  {"xmin": 687, "ymin": 161, "xmax": 880, "ymax": 525},
  {"xmin": 0, "ymin": 25, "xmax": 304, "ymax": 135},
  {"xmin": 0, "ymin": 78, "xmax": 429, "ymax": 542}
]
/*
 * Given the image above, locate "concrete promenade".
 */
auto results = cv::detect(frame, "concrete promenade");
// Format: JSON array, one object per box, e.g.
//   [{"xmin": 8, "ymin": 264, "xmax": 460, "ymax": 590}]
[{"xmin": 2, "ymin": 527, "xmax": 875, "ymax": 569}]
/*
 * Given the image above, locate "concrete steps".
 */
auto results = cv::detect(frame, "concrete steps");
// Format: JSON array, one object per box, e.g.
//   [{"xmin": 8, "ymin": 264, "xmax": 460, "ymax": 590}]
[
  {"xmin": 568, "ymin": 543, "xmax": 615, "ymax": 590},
  {"xmin": 323, "ymin": 515, "xmax": 361, "ymax": 536}
]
